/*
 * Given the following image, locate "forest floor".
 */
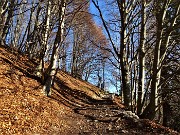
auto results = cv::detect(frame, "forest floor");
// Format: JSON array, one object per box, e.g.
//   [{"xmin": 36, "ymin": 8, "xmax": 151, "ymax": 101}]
[{"xmin": 0, "ymin": 46, "xmax": 179, "ymax": 135}]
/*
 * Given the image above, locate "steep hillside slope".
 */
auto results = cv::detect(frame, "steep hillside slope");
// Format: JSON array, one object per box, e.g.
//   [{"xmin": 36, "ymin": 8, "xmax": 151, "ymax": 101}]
[{"xmin": 0, "ymin": 46, "xmax": 179, "ymax": 135}]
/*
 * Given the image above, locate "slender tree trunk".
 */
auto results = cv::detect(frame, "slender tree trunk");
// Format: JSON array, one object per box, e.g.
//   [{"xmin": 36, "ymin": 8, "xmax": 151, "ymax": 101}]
[
  {"xmin": 0, "ymin": 0, "xmax": 8, "ymax": 45},
  {"xmin": 144, "ymin": 17, "xmax": 162, "ymax": 120},
  {"xmin": 36, "ymin": 0, "xmax": 51, "ymax": 81},
  {"xmin": 43, "ymin": 0, "xmax": 66, "ymax": 96},
  {"xmin": 0, "ymin": 1, "xmax": 4, "ymax": 45},
  {"xmin": 102, "ymin": 62, "xmax": 105, "ymax": 90},
  {"xmin": 71, "ymin": 28, "xmax": 78, "ymax": 77},
  {"xmin": 117, "ymin": 0, "xmax": 131, "ymax": 109},
  {"xmin": 137, "ymin": 0, "xmax": 146, "ymax": 115},
  {"xmin": 141, "ymin": 0, "xmax": 177, "ymax": 120},
  {"xmin": 1, "ymin": 0, "xmax": 14, "ymax": 45},
  {"xmin": 158, "ymin": 3, "xmax": 179, "ymax": 123},
  {"xmin": 25, "ymin": 5, "xmax": 34, "ymax": 58},
  {"xmin": 61, "ymin": 44, "xmax": 67, "ymax": 72}
]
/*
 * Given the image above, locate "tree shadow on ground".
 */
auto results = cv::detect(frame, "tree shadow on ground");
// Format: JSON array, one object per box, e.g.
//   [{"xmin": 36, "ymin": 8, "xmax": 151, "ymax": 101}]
[
  {"xmin": 50, "ymin": 76, "xmax": 114, "ymax": 109},
  {"xmin": 49, "ymin": 76, "xmax": 124, "ymax": 128}
]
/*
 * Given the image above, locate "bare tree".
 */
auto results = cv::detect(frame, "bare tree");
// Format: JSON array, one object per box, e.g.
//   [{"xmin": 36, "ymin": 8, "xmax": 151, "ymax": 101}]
[
  {"xmin": 43, "ymin": 0, "xmax": 67, "ymax": 96},
  {"xmin": 92, "ymin": 0, "xmax": 139, "ymax": 109},
  {"xmin": 137, "ymin": 0, "xmax": 146, "ymax": 115},
  {"xmin": 0, "ymin": 0, "xmax": 15, "ymax": 46},
  {"xmin": 141, "ymin": 0, "xmax": 180, "ymax": 120}
]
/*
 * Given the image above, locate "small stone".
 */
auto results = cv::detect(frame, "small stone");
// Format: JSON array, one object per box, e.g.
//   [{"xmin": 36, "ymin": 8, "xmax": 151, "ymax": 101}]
[
  {"xmin": 94, "ymin": 120, "xmax": 98, "ymax": 122},
  {"xmin": 121, "ymin": 130, "xmax": 128, "ymax": 133},
  {"xmin": 87, "ymin": 119, "xmax": 91, "ymax": 122}
]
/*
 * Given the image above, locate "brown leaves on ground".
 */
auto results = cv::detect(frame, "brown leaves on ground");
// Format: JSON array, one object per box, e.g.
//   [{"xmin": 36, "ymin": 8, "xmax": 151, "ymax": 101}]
[{"xmin": 0, "ymin": 46, "xmax": 179, "ymax": 134}]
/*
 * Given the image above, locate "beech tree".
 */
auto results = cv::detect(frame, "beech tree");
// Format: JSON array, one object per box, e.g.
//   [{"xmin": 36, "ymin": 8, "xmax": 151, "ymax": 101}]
[
  {"xmin": 141, "ymin": 0, "xmax": 180, "ymax": 120},
  {"xmin": 36, "ymin": 0, "xmax": 51, "ymax": 82},
  {"xmin": 43, "ymin": 0, "xmax": 67, "ymax": 96},
  {"xmin": 137, "ymin": 0, "xmax": 146, "ymax": 115},
  {"xmin": 0, "ymin": 0, "xmax": 15, "ymax": 46},
  {"xmin": 92, "ymin": 0, "xmax": 179, "ymax": 121},
  {"xmin": 92, "ymin": 0, "xmax": 141, "ymax": 109},
  {"xmin": 0, "ymin": 0, "xmax": 7, "ymax": 45},
  {"xmin": 65, "ymin": 1, "xmax": 109, "ymax": 81}
]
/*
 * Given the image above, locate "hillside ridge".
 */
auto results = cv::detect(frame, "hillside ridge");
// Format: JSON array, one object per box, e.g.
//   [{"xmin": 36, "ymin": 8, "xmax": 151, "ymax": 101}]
[{"xmin": 0, "ymin": 46, "xmax": 179, "ymax": 134}]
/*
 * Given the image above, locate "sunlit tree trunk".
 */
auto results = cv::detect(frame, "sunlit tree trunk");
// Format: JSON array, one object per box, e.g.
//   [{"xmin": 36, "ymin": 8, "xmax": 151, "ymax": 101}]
[
  {"xmin": 0, "ymin": 0, "xmax": 8, "ymax": 45},
  {"xmin": 117, "ymin": 0, "xmax": 131, "ymax": 109},
  {"xmin": 141, "ymin": 0, "xmax": 179, "ymax": 120},
  {"xmin": 159, "ymin": 2, "xmax": 180, "ymax": 123},
  {"xmin": 25, "ymin": 4, "xmax": 35, "ymax": 58},
  {"xmin": 137, "ymin": 0, "xmax": 146, "ymax": 115},
  {"xmin": 43, "ymin": 0, "xmax": 66, "ymax": 96},
  {"xmin": 36, "ymin": 0, "xmax": 51, "ymax": 82},
  {"xmin": 142, "ymin": 0, "xmax": 167, "ymax": 120},
  {"xmin": 1, "ymin": 0, "xmax": 14, "ymax": 45}
]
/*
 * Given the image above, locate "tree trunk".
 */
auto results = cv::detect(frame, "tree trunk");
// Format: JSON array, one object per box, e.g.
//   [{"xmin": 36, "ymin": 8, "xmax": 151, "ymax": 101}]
[
  {"xmin": 43, "ymin": 0, "xmax": 66, "ymax": 96},
  {"xmin": 43, "ymin": 45, "xmax": 59, "ymax": 96},
  {"xmin": 36, "ymin": 0, "xmax": 51, "ymax": 81},
  {"xmin": 0, "ymin": 0, "xmax": 8, "ymax": 45},
  {"xmin": 141, "ymin": 0, "xmax": 173, "ymax": 120},
  {"xmin": 1, "ymin": 0, "xmax": 14, "ymax": 45},
  {"xmin": 158, "ymin": 3, "xmax": 179, "ymax": 123},
  {"xmin": 162, "ymin": 100, "xmax": 171, "ymax": 127},
  {"xmin": 71, "ymin": 28, "xmax": 78, "ymax": 77},
  {"xmin": 137, "ymin": 0, "xmax": 146, "ymax": 115},
  {"xmin": 117, "ymin": 0, "xmax": 131, "ymax": 109}
]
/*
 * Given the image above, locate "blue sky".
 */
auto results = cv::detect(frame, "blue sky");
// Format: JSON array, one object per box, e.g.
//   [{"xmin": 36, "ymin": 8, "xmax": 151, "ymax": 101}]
[{"xmin": 89, "ymin": 1, "xmax": 101, "ymax": 26}]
